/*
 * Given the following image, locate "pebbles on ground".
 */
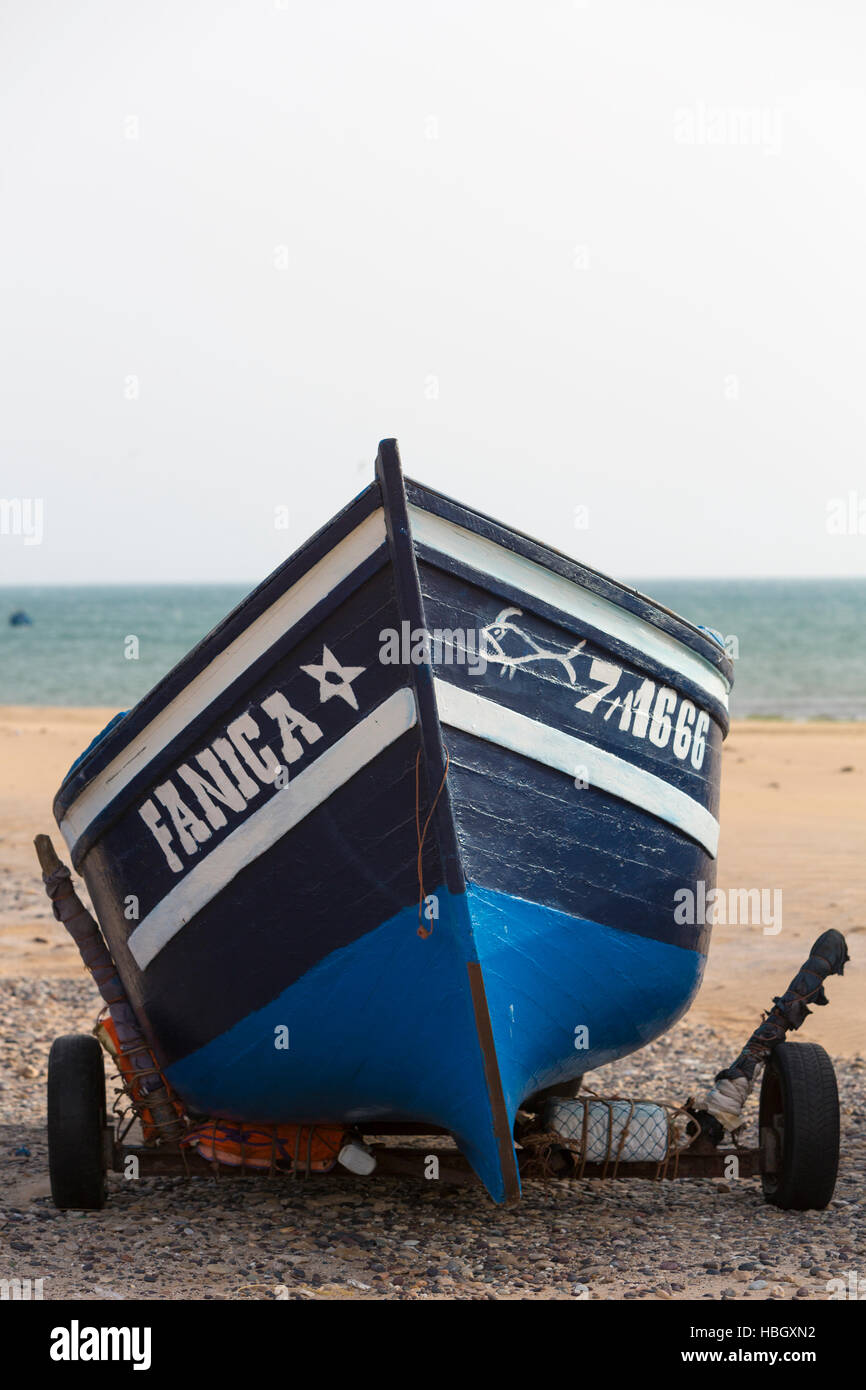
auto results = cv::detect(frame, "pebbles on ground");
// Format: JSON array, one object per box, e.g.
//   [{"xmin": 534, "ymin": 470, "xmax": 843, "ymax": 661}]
[{"xmin": 1, "ymin": 976, "xmax": 863, "ymax": 1301}]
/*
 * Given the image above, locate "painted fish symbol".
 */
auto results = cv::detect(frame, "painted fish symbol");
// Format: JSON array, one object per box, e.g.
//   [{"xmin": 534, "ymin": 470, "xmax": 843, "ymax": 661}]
[{"xmin": 479, "ymin": 608, "xmax": 585, "ymax": 684}]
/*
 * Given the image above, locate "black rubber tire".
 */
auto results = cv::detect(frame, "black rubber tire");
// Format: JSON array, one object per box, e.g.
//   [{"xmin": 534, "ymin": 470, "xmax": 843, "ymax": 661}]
[
  {"xmin": 47, "ymin": 1033, "xmax": 108, "ymax": 1210},
  {"xmin": 759, "ymin": 1041, "xmax": 839, "ymax": 1211}
]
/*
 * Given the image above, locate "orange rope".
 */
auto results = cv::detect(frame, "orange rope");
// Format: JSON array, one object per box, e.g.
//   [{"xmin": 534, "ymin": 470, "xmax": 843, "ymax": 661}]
[{"xmin": 414, "ymin": 746, "xmax": 450, "ymax": 939}]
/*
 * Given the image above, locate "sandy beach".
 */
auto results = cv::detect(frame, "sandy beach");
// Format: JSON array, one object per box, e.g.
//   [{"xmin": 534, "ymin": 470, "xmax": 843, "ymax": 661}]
[{"xmin": 1, "ymin": 709, "xmax": 863, "ymax": 1301}]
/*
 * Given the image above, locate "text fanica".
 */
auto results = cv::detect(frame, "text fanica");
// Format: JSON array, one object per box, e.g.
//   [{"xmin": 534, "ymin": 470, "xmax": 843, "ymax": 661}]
[{"xmin": 138, "ymin": 691, "xmax": 323, "ymax": 874}]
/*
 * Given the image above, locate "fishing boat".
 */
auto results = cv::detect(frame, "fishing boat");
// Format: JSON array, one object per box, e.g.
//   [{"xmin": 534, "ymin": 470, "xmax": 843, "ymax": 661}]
[{"xmin": 53, "ymin": 440, "xmax": 733, "ymax": 1204}]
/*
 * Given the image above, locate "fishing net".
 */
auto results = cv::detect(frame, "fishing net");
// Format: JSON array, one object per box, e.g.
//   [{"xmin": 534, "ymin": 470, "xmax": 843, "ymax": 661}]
[
  {"xmin": 520, "ymin": 1092, "xmax": 698, "ymax": 1180},
  {"xmin": 544, "ymin": 1097, "xmax": 670, "ymax": 1163}
]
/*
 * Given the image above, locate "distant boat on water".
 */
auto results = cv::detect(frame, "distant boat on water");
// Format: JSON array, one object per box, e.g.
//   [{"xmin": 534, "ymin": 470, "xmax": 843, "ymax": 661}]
[{"xmin": 9, "ymin": 610, "xmax": 32, "ymax": 627}]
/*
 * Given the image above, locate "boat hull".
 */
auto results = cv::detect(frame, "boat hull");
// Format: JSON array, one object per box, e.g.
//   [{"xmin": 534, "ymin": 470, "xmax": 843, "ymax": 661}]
[{"xmin": 53, "ymin": 441, "xmax": 733, "ymax": 1203}]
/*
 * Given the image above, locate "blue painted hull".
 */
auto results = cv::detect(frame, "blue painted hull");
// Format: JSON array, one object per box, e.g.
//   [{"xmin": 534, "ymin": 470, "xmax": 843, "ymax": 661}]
[
  {"xmin": 165, "ymin": 885, "xmax": 704, "ymax": 1202},
  {"xmin": 53, "ymin": 440, "xmax": 733, "ymax": 1203},
  {"xmin": 465, "ymin": 884, "xmax": 705, "ymax": 1122}
]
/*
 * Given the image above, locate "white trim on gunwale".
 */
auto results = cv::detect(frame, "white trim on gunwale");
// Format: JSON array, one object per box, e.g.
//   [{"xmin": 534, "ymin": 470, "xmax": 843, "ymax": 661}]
[
  {"xmin": 59, "ymin": 509, "xmax": 389, "ymax": 854},
  {"xmin": 408, "ymin": 505, "xmax": 729, "ymax": 711}
]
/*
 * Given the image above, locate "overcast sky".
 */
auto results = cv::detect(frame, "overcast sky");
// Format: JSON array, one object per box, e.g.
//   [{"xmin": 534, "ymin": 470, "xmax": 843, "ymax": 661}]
[{"xmin": 1, "ymin": 2, "xmax": 865, "ymax": 585}]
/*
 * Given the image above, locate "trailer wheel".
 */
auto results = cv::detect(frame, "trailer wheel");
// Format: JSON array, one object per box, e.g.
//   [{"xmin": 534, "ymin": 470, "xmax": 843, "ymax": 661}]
[
  {"xmin": 47, "ymin": 1033, "xmax": 108, "ymax": 1210},
  {"xmin": 759, "ymin": 1042, "xmax": 839, "ymax": 1211}
]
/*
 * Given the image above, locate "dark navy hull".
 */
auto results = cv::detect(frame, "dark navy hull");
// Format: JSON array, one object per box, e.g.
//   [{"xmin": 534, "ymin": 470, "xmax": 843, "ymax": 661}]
[{"xmin": 54, "ymin": 441, "xmax": 733, "ymax": 1203}]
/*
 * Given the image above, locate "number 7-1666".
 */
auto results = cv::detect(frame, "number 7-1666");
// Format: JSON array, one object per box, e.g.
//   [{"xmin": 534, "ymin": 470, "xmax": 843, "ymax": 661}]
[{"xmin": 575, "ymin": 658, "xmax": 710, "ymax": 770}]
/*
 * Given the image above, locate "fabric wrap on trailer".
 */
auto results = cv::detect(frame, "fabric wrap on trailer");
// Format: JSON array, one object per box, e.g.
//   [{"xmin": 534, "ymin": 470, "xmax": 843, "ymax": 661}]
[
  {"xmin": 699, "ymin": 928, "xmax": 849, "ymax": 1132},
  {"xmin": 36, "ymin": 837, "xmax": 185, "ymax": 1144}
]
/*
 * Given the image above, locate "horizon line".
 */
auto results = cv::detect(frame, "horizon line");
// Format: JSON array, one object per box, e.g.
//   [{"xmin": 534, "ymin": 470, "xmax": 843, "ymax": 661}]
[{"xmin": 3, "ymin": 574, "xmax": 866, "ymax": 589}]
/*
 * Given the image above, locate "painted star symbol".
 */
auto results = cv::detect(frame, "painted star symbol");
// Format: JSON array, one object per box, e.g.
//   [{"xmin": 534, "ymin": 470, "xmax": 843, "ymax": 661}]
[{"xmin": 300, "ymin": 646, "xmax": 366, "ymax": 710}]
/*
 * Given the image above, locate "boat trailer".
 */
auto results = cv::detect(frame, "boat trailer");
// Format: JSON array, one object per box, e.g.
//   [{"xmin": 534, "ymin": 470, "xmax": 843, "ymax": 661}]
[{"xmin": 36, "ymin": 835, "xmax": 847, "ymax": 1211}]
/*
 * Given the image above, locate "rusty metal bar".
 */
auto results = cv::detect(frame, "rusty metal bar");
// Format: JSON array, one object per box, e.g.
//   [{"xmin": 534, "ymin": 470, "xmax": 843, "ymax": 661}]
[{"xmin": 113, "ymin": 1141, "xmax": 759, "ymax": 1182}]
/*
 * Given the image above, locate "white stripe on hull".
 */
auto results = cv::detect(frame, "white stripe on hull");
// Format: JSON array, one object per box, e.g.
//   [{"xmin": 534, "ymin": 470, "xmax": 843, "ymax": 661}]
[
  {"xmin": 59, "ymin": 509, "xmax": 388, "ymax": 853},
  {"xmin": 409, "ymin": 505, "xmax": 729, "ymax": 711},
  {"xmin": 128, "ymin": 687, "xmax": 418, "ymax": 970},
  {"xmin": 433, "ymin": 678, "xmax": 720, "ymax": 857}
]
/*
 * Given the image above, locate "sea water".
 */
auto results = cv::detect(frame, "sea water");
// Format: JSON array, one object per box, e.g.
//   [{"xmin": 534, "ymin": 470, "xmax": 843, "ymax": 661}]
[{"xmin": 0, "ymin": 579, "xmax": 863, "ymax": 719}]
